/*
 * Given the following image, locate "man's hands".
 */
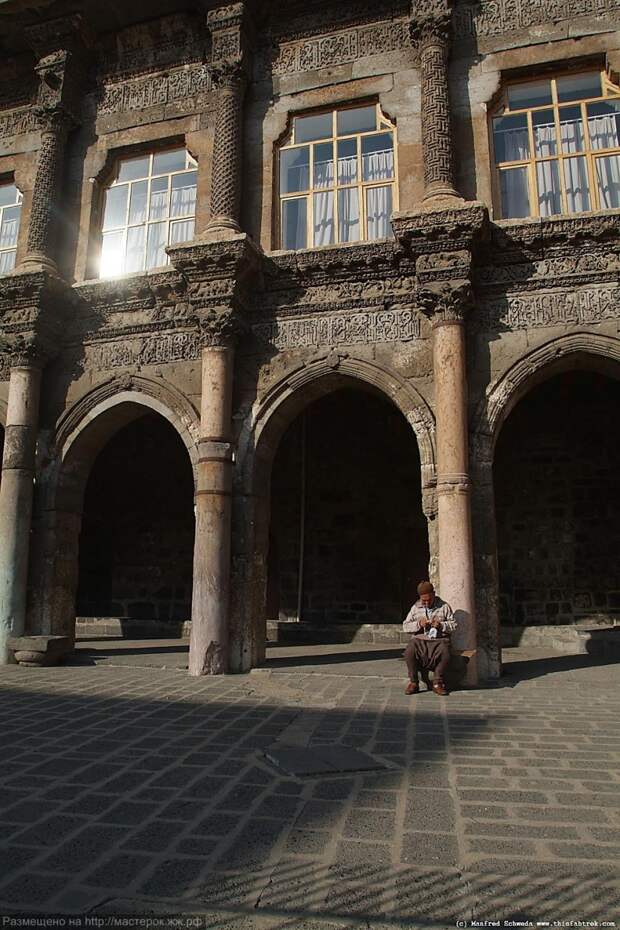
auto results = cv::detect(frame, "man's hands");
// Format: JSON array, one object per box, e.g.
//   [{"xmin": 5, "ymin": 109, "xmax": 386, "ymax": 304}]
[{"xmin": 421, "ymin": 618, "xmax": 442, "ymax": 630}]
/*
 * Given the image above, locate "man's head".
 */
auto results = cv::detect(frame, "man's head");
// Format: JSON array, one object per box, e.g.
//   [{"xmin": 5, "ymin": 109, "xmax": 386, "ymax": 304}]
[{"xmin": 417, "ymin": 581, "xmax": 435, "ymax": 607}]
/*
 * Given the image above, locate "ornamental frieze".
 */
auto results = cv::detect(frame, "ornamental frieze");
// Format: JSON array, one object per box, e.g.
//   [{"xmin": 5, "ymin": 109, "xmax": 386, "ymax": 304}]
[
  {"xmin": 261, "ymin": 273, "xmax": 417, "ymax": 316},
  {"xmin": 98, "ymin": 64, "xmax": 210, "ymax": 119},
  {"xmin": 83, "ymin": 330, "xmax": 201, "ymax": 371},
  {"xmin": 259, "ymin": 17, "xmax": 411, "ymax": 78},
  {"xmin": 453, "ymin": 0, "xmax": 620, "ymax": 40},
  {"xmin": 0, "ymin": 106, "xmax": 39, "ymax": 140},
  {"xmin": 475, "ymin": 252, "xmax": 620, "ymax": 289},
  {"xmin": 254, "ymin": 305, "xmax": 420, "ymax": 349},
  {"xmin": 476, "ymin": 287, "xmax": 620, "ymax": 332},
  {"xmin": 97, "ymin": 14, "xmax": 205, "ymax": 81}
]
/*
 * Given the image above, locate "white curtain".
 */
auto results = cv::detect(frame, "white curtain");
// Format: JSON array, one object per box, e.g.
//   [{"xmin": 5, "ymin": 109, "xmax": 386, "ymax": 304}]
[
  {"xmin": 338, "ymin": 188, "xmax": 360, "ymax": 242},
  {"xmin": 589, "ymin": 113, "xmax": 620, "ymax": 208},
  {"xmin": 171, "ymin": 183, "xmax": 196, "ymax": 218},
  {"xmin": 313, "ymin": 190, "xmax": 334, "ymax": 246},
  {"xmin": 500, "ymin": 168, "xmax": 529, "ymax": 218},
  {"xmin": 338, "ymin": 154, "xmax": 357, "ymax": 185},
  {"xmin": 560, "ymin": 115, "xmax": 584, "ymax": 154},
  {"xmin": 363, "ymin": 148, "xmax": 394, "ymax": 182},
  {"xmin": 170, "ymin": 218, "xmax": 195, "ymax": 245},
  {"xmin": 0, "ymin": 210, "xmax": 19, "ymax": 249},
  {"xmin": 0, "ymin": 250, "xmax": 15, "ymax": 274},
  {"xmin": 146, "ymin": 222, "xmax": 167, "ymax": 269},
  {"xmin": 501, "ymin": 126, "xmax": 529, "ymax": 162},
  {"xmin": 366, "ymin": 186, "xmax": 392, "ymax": 240},
  {"xmin": 125, "ymin": 226, "xmax": 145, "ymax": 273},
  {"xmin": 314, "ymin": 158, "xmax": 334, "ymax": 189},
  {"xmin": 563, "ymin": 157, "xmax": 590, "ymax": 212},
  {"xmin": 536, "ymin": 160, "xmax": 561, "ymax": 216},
  {"xmin": 149, "ymin": 186, "xmax": 168, "ymax": 222}
]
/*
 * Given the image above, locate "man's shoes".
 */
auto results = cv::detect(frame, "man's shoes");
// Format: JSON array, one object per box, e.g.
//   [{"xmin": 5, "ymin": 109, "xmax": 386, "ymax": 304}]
[
  {"xmin": 432, "ymin": 679, "xmax": 449, "ymax": 696},
  {"xmin": 405, "ymin": 680, "xmax": 419, "ymax": 695}
]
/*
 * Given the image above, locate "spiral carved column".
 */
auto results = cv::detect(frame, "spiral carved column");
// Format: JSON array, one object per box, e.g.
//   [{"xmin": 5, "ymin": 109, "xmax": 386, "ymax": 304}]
[{"xmin": 207, "ymin": 66, "xmax": 247, "ymax": 234}]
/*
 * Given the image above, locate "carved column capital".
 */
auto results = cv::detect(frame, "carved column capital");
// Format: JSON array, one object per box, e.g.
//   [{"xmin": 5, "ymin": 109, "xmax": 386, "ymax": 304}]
[
  {"xmin": 197, "ymin": 307, "xmax": 246, "ymax": 349},
  {"xmin": 417, "ymin": 280, "xmax": 472, "ymax": 327},
  {"xmin": 409, "ymin": 0, "xmax": 452, "ymax": 52}
]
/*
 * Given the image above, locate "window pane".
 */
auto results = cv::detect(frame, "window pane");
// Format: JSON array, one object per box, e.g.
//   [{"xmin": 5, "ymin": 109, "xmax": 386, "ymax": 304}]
[
  {"xmin": 587, "ymin": 101, "xmax": 620, "ymax": 150},
  {"xmin": 313, "ymin": 190, "xmax": 334, "ymax": 247},
  {"xmin": 171, "ymin": 171, "xmax": 197, "ymax": 217},
  {"xmin": 493, "ymin": 114, "xmax": 529, "ymax": 163},
  {"xmin": 149, "ymin": 176, "xmax": 169, "ymax": 221},
  {"xmin": 499, "ymin": 167, "xmax": 530, "ymax": 218},
  {"xmin": 533, "ymin": 109, "xmax": 557, "ymax": 158},
  {"xmin": 170, "ymin": 218, "xmax": 195, "ymax": 244},
  {"xmin": 280, "ymin": 147, "xmax": 310, "ymax": 194},
  {"xmin": 102, "ymin": 184, "xmax": 128, "ymax": 230},
  {"xmin": 313, "ymin": 142, "xmax": 334, "ymax": 189},
  {"xmin": 146, "ymin": 222, "xmax": 168, "ymax": 269},
  {"xmin": 294, "ymin": 112, "xmax": 332, "ymax": 143},
  {"xmin": 362, "ymin": 133, "xmax": 394, "ymax": 181},
  {"xmin": 337, "ymin": 138, "xmax": 357, "ymax": 184},
  {"xmin": 125, "ymin": 226, "xmax": 146, "ymax": 273},
  {"xmin": 0, "ymin": 184, "xmax": 18, "ymax": 207},
  {"xmin": 338, "ymin": 188, "xmax": 360, "ymax": 242},
  {"xmin": 563, "ymin": 157, "xmax": 590, "ymax": 212},
  {"xmin": 282, "ymin": 198, "xmax": 307, "ymax": 250},
  {"xmin": 0, "ymin": 249, "xmax": 16, "ymax": 274},
  {"xmin": 337, "ymin": 106, "xmax": 376, "ymax": 136},
  {"xmin": 595, "ymin": 155, "xmax": 620, "ymax": 209},
  {"xmin": 366, "ymin": 185, "xmax": 392, "ymax": 240},
  {"xmin": 100, "ymin": 230, "xmax": 124, "ymax": 277},
  {"xmin": 0, "ymin": 205, "xmax": 21, "ymax": 249},
  {"xmin": 557, "ymin": 72, "xmax": 601, "ymax": 103},
  {"xmin": 559, "ymin": 106, "xmax": 585, "ymax": 153},
  {"xmin": 536, "ymin": 159, "xmax": 562, "ymax": 216},
  {"xmin": 117, "ymin": 156, "xmax": 150, "ymax": 182},
  {"xmin": 507, "ymin": 80, "xmax": 552, "ymax": 110},
  {"xmin": 152, "ymin": 149, "xmax": 187, "ymax": 175},
  {"xmin": 128, "ymin": 180, "xmax": 148, "ymax": 225}
]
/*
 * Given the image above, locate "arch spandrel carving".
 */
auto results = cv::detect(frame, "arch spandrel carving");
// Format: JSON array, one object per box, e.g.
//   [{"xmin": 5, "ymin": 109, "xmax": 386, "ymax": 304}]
[
  {"xmin": 49, "ymin": 375, "xmax": 201, "ymax": 510},
  {"xmin": 237, "ymin": 354, "xmax": 436, "ymax": 496},
  {"xmin": 473, "ymin": 332, "xmax": 620, "ymax": 458}
]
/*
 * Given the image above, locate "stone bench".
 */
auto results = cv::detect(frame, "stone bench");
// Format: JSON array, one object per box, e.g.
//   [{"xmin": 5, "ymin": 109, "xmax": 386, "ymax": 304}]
[{"xmin": 8, "ymin": 636, "xmax": 73, "ymax": 667}]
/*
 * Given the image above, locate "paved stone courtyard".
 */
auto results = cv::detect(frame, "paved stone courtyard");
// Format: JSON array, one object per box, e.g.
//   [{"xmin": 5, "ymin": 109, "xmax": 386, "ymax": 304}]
[{"xmin": 1, "ymin": 646, "xmax": 619, "ymax": 929}]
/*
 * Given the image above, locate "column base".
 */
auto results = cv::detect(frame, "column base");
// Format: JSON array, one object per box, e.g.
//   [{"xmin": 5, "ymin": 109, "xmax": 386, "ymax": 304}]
[
  {"xmin": 422, "ymin": 183, "xmax": 464, "ymax": 207},
  {"xmin": 204, "ymin": 215, "xmax": 242, "ymax": 237},
  {"xmin": 17, "ymin": 251, "xmax": 59, "ymax": 276},
  {"xmin": 8, "ymin": 635, "xmax": 73, "ymax": 667}
]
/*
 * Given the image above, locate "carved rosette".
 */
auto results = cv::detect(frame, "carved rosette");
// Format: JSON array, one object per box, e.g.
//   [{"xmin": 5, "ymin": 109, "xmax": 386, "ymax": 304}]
[
  {"xmin": 417, "ymin": 280, "xmax": 473, "ymax": 327},
  {"xmin": 206, "ymin": 3, "xmax": 253, "ymax": 234},
  {"xmin": 409, "ymin": 0, "xmax": 458, "ymax": 201}
]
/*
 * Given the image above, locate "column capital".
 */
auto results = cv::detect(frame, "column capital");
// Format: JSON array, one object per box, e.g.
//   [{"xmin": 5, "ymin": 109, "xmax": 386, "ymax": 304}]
[
  {"xmin": 0, "ymin": 269, "xmax": 73, "ymax": 370},
  {"xmin": 417, "ymin": 279, "xmax": 473, "ymax": 327},
  {"xmin": 409, "ymin": 0, "xmax": 452, "ymax": 52},
  {"xmin": 207, "ymin": 1, "xmax": 254, "ymax": 79},
  {"xmin": 25, "ymin": 15, "xmax": 92, "ymax": 127}
]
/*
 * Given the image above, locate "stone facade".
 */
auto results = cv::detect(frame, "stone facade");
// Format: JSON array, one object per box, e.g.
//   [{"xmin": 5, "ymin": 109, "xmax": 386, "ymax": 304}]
[{"xmin": 0, "ymin": 0, "xmax": 619, "ymax": 680}]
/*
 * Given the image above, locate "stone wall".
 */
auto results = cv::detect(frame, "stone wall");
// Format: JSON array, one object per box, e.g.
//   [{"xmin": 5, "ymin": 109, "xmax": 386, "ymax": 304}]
[
  {"xmin": 76, "ymin": 412, "xmax": 195, "ymax": 623},
  {"xmin": 269, "ymin": 388, "xmax": 429, "ymax": 626},
  {"xmin": 494, "ymin": 371, "xmax": 620, "ymax": 627}
]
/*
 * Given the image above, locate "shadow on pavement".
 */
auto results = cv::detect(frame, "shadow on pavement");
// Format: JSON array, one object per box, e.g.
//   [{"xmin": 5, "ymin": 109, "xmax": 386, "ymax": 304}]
[{"xmin": 0, "ymin": 668, "xmax": 618, "ymax": 926}]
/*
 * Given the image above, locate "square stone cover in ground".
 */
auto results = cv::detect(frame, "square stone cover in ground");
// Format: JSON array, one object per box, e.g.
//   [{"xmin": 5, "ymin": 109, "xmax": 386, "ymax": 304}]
[{"xmin": 264, "ymin": 744, "xmax": 388, "ymax": 776}]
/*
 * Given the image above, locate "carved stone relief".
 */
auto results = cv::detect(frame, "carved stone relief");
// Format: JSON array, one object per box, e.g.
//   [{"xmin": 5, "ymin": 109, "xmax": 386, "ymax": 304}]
[
  {"xmin": 476, "ymin": 287, "xmax": 620, "ymax": 332},
  {"xmin": 83, "ymin": 330, "xmax": 201, "ymax": 371},
  {"xmin": 453, "ymin": 0, "xmax": 620, "ymax": 40},
  {"xmin": 98, "ymin": 65, "xmax": 211, "ymax": 119},
  {"xmin": 254, "ymin": 305, "xmax": 420, "ymax": 349}
]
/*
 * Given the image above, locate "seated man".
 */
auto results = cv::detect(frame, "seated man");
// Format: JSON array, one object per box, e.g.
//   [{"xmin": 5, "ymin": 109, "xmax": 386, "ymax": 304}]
[{"xmin": 403, "ymin": 581, "xmax": 457, "ymax": 696}]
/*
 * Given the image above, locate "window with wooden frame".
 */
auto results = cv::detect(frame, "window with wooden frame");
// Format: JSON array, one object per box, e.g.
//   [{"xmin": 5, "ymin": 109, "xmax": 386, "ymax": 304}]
[
  {"xmin": 278, "ymin": 103, "xmax": 397, "ymax": 250},
  {"xmin": 491, "ymin": 70, "xmax": 620, "ymax": 220},
  {"xmin": 99, "ymin": 147, "xmax": 197, "ymax": 278},
  {"xmin": 0, "ymin": 182, "xmax": 22, "ymax": 275}
]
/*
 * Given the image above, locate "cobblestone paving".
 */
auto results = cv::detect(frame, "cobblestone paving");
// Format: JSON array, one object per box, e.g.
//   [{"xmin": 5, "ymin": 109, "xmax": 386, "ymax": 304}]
[{"xmin": 1, "ymin": 653, "xmax": 619, "ymax": 928}]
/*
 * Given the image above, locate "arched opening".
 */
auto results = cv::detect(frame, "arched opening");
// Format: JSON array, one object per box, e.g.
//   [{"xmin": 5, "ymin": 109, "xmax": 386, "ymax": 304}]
[
  {"xmin": 494, "ymin": 369, "xmax": 620, "ymax": 636},
  {"xmin": 266, "ymin": 387, "xmax": 429, "ymax": 644},
  {"xmin": 75, "ymin": 411, "xmax": 195, "ymax": 632}
]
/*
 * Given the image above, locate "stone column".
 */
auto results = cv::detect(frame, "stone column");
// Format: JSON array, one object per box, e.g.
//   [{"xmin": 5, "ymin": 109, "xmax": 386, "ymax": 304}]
[
  {"xmin": 189, "ymin": 314, "xmax": 237, "ymax": 676},
  {"xmin": 205, "ymin": 3, "xmax": 252, "ymax": 235},
  {"xmin": 0, "ymin": 359, "xmax": 42, "ymax": 663},
  {"xmin": 421, "ymin": 282, "xmax": 477, "ymax": 682},
  {"xmin": 410, "ymin": 0, "xmax": 460, "ymax": 202},
  {"xmin": 20, "ymin": 108, "xmax": 71, "ymax": 274}
]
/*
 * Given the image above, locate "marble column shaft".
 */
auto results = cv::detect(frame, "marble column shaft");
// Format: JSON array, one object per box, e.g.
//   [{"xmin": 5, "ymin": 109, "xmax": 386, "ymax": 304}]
[
  {"xmin": 0, "ymin": 365, "xmax": 42, "ymax": 663},
  {"xmin": 189, "ymin": 344, "xmax": 235, "ymax": 676},
  {"xmin": 432, "ymin": 319, "xmax": 477, "ymax": 677}
]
